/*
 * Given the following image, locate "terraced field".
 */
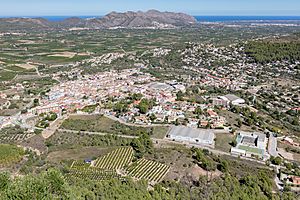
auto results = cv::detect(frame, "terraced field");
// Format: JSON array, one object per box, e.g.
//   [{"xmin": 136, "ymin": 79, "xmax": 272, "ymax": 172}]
[
  {"xmin": 0, "ymin": 133, "xmax": 34, "ymax": 142},
  {"xmin": 93, "ymin": 147, "xmax": 134, "ymax": 169},
  {"xmin": 66, "ymin": 168, "xmax": 120, "ymax": 181},
  {"xmin": 127, "ymin": 158, "xmax": 170, "ymax": 183},
  {"xmin": 65, "ymin": 147, "xmax": 170, "ymax": 184},
  {"xmin": 0, "ymin": 127, "xmax": 34, "ymax": 143}
]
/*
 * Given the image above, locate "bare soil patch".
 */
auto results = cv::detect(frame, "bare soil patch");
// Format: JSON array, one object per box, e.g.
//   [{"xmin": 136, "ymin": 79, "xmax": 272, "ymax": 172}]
[
  {"xmin": 15, "ymin": 63, "xmax": 36, "ymax": 70},
  {"xmin": 47, "ymin": 146, "xmax": 114, "ymax": 163},
  {"xmin": 47, "ymin": 52, "xmax": 77, "ymax": 58}
]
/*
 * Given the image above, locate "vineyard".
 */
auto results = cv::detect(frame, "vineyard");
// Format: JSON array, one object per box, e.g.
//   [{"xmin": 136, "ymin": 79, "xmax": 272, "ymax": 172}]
[
  {"xmin": 127, "ymin": 158, "xmax": 170, "ymax": 183},
  {"xmin": 65, "ymin": 147, "xmax": 170, "ymax": 184},
  {"xmin": 93, "ymin": 147, "xmax": 134, "ymax": 169},
  {"xmin": 70, "ymin": 160, "xmax": 92, "ymax": 169},
  {"xmin": 0, "ymin": 127, "xmax": 34, "ymax": 143},
  {"xmin": 0, "ymin": 133, "xmax": 34, "ymax": 142},
  {"xmin": 66, "ymin": 168, "xmax": 121, "ymax": 181}
]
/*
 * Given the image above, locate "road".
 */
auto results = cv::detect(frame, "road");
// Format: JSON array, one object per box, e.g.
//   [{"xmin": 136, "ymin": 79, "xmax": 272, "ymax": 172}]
[
  {"xmin": 41, "ymin": 115, "xmax": 68, "ymax": 139},
  {"xmin": 57, "ymin": 127, "xmax": 271, "ymax": 167},
  {"xmin": 70, "ymin": 113, "xmax": 170, "ymax": 128},
  {"xmin": 49, "ymin": 113, "xmax": 267, "ymax": 166},
  {"xmin": 14, "ymin": 111, "xmax": 269, "ymax": 170},
  {"xmin": 57, "ymin": 128, "xmax": 138, "ymax": 139},
  {"xmin": 58, "ymin": 128, "xmax": 232, "ymax": 156}
]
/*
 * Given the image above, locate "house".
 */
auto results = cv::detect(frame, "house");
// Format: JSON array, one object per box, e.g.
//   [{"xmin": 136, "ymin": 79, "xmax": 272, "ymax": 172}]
[
  {"xmin": 207, "ymin": 109, "xmax": 218, "ymax": 118},
  {"xmin": 187, "ymin": 118, "xmax": 199, "ymax": 128},
  {"xmin": 280, "ymin": 173, "xmax": 300, "ymax": 186},
  {"xmin": 0, "ymin": 99, "xmax": 10, "ymax": 110},
  {"xmin": 135, "ymin": 115, "xmax": 148, "ymax": 124},
  {"xmin": 291, "ymin": 176, "xmax": 300, "ymax": 185},
  {"xmin": 31, "ymin": 105, "xmax": 62, "ymax": 115},
  {"xmin": 167, "ymin": 126, "xmax": 215, "ymax": 146},
  {"xmin": 167, "ymin": 115, "xmax": 178, "ymax": 123},
  {"xmin": 155, "ymin": 114, "xmax": 165, "ymax": 122},
  {"xmin": 0, "ymin": 93, "xmax": 7, "ymax": 99},
  {"xmin": 212, "ymin": 98, "xmax": 228, "ymax": 107},
  {"xmin": 268, "ymin": 133, "xmax": 278, "ymax": 157},
  {"xmin": 199, "ymin": 120, "xmax": 209, "ymax": 127}
]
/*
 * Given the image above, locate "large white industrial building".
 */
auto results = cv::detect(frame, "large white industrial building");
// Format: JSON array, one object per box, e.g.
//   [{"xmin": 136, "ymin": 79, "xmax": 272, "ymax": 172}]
[{"xmin": 167, "ymin": 126, "xmax": 215, "ymax": 146}]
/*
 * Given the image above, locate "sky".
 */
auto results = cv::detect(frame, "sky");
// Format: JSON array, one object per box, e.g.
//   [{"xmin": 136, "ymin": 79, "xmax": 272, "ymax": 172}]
[{"xmin": 0, "ymin": 0, "xmax": 300, "ymax": 16}]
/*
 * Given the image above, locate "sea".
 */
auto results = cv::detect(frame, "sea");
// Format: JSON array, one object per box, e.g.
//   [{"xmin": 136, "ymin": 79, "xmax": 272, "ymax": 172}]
[
  {"xmin": 194, "ymin": 16, "xmax": 300, "ymax": 22},
  {"xmin": 2, "ymin": 16, "xmax": 300, "ymax": 22}
]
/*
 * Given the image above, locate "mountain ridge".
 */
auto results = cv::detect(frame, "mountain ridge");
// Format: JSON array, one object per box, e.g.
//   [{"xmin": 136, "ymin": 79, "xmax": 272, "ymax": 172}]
[{"xmin": 0, "ymin": 10, "xmax": 197, "ymax": 30}]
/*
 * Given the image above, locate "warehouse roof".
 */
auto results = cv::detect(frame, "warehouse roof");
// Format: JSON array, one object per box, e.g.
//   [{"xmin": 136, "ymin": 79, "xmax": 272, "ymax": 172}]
[
  {"xmin": 168, "ymin": 126, "xmax": 215, "ymax": 142},
  {"xmin": 148, "ymin": 82, "xmax": 173, "ymax": 91},
  {"xmin": 222, "ymin": 94, "xmax": 242, "ymax": 101}
]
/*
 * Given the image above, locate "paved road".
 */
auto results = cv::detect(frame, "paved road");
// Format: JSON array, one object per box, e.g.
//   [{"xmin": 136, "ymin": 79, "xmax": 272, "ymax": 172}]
[
  {"xmin": 58, "ymin": 128, "xmax": 232, "ymax": 156},
  {"xmin": 41, "ymin": 113, "xmax": 271, "ymax": 168},
  {"xmin": 57, "ymin": 127, "xmax": 271, "ymax": 167},
  {"xmin": 58, "ymin": 128, "xmax": 220, "ymax": 151}
]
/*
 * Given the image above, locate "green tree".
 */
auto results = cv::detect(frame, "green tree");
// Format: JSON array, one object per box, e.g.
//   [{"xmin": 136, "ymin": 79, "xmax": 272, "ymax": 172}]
[
  {"xmin": 149, "ymin": 113, "xmax": 157, "ymax": 122},
  {"xmin": 217, "ymin": 160, "xmax": 229, "ymax": 172},
  {"xmin": 237, "ymin": 118, "xmax": 242, "ymax": 128},
  {"xmin": 194, "ymin": 107, "xmax": 203, "ymax": 115},
  {"xmin": 270, "ymin": 156, "xmax": 282, "ymax": 165},
  {"xmin": 130, "ymin": 133, "xmax": 153, "ymax": 158},
  {"xmin": 176, "ymin": 91, "xmax": 184, "ymax": 101},
  {"xmin": 136, "ymin": 98, "xmax": 155, "ymax": 114}
]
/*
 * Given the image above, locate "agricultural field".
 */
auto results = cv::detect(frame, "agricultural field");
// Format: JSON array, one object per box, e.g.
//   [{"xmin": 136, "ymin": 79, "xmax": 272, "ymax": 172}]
[
  {"xmin": 60, "ymin": 115, "xmax": 146, "ymax": 135},
  {"xmin": 93, "ymin": 147, "xmax": 134, "ymax": 170},
  {"xmin": 60, "ymin": 115, "xmax": 169, "ymax": 137},
  {"xmin": 0, "ymin": 127, "xmax": 34, "ymax": 143},
  {"xmin": 127, "ymin": 158, "xmax": 170, "ymax": 183},
  {"xmin": 0, "ymin": 144, "xmax": 24, "ymax": 167},
  {"xmin": 0, "ymin": 70, "xmax": 16, "ymax": 81},
  {"xmin": 46, "ymin": 130, "xmax": 133, "ymax": 152},
  {"xmin": 151, "ymin": 126, "xmax": 170, "ymax": 139},
  {"xmin": 64, "ymin": 147, "xmax": 170, "ymax": 184},
  {"xmin": 66, "ymin": 165, "xmax": 121, "ymax": 181},
  {"xmin": 214, "ymin": 133, "xmax": 234, "ymax": 152},
  {"xmin": 46, "ymin": 146, "xmax": 114, "ymax": 163},
  {"xmin": 0, "ymin": 133, "xmax": 34, "ymax": 142}
]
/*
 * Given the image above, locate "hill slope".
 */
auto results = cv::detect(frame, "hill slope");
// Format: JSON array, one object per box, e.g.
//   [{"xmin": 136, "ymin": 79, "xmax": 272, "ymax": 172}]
[{"xmin": 0, "ymin": 10, "xmax": 197, "ymax": 30}]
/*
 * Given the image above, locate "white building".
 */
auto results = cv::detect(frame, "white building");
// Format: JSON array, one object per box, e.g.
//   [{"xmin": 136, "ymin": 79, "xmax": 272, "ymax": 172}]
[
  {"xmin": 0, "ymin": 99, "xmax": 10, "ymax": 110},
  {"xmin": 167, "ymin": 126, "xmax": 215, "ymax": 146},
  {"xmin": 231, "ymin": 131, "xmax": 268, "ymax": 159},
  {"xmin": 214, "ymin": 94, "xmax": 245, "ymax": 107}
]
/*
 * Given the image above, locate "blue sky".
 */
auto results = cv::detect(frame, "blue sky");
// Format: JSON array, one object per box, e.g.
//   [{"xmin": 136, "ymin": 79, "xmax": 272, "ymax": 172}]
[{"xmin": 1, "ymin": 0, "xmax": 300, "ymax": 16}]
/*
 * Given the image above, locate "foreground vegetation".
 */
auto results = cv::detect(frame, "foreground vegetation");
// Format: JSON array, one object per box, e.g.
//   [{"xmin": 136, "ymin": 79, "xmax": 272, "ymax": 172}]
[{"xmin": 0, "ymin": 168, "xmax": 296, "ymax": 200}]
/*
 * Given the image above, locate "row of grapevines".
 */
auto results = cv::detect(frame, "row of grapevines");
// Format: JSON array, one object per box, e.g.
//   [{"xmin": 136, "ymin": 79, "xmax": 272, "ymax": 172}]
[
  {"xmin": 127, "ymin": 158, "xmax": 170, "ymax": 183},
  {"xmin": 93, "ymin": 147, "xmax": 134, "ymax": 170}
]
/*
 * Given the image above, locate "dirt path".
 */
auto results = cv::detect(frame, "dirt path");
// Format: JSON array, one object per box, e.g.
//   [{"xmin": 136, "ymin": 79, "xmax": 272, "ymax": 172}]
[{"xmin": 42, "ymin": 116, "xmax": 67, "ymax": 139}]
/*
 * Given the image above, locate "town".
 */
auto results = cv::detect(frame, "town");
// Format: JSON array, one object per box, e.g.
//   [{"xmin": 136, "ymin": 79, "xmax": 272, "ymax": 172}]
[{"xmin": 0, "ymin": 12, "xmax": 299, "ymax": 199}]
